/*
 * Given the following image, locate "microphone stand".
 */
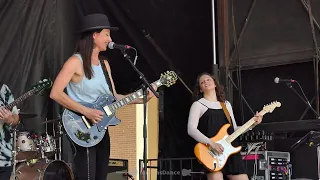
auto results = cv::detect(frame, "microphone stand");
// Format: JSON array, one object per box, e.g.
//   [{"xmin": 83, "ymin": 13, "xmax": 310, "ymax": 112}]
[
  {"xmin": 120, "ymin": 48, "xmax": 159, "ymax": 180},
  {"xmin": 286, "ymin": 82, "xmax": 320, "ymax": 119}
]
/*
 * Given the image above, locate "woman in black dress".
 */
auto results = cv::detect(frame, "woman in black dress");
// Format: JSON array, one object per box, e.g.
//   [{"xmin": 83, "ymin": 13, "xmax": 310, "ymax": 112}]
[{"xmin": 187, "ymin": 72, "xmax": 263, "ymax": 180}]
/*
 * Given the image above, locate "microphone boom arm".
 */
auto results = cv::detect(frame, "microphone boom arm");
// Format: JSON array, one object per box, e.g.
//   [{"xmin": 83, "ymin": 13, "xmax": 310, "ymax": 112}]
[
  {"xmin": 122, "ymin": 49, "xmax": 159, "ymax": 98},
  {"xmin": 286, "ymin": 82, "xmax": 320, "ymax": 119}
]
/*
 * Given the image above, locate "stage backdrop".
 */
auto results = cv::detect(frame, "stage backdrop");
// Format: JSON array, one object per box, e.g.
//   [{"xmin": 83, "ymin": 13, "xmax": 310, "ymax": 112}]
[
  {"xmin": 0, "ymin": 0, "xmax": 214, "ymax": 164},
  {"xmin": 0, "ymin": 0, "xmax": 205, "ymax": 169},
  {"xmin": 0, "ymin": 0, "xmax": 77, "ymax": 132}
]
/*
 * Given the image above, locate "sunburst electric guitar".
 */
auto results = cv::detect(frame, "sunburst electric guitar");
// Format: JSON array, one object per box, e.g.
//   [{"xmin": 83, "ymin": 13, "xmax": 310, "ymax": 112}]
[
  {"xmin": 62, "ymin": 71, "xmax": 178, "ymax": 148},
  {"xmin": 194, "ymin": 101, "xmax": 281, "ymax": 172}
]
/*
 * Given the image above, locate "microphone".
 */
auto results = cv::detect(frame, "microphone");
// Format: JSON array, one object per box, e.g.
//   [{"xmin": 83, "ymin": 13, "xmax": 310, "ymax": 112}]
[
  {"xmin": 108, "ymin": 42, "xmax": 132, "ymax": 50},
  {"xmin": 274, "ymin": 77, "xmax": 296, "ymax": 84}
]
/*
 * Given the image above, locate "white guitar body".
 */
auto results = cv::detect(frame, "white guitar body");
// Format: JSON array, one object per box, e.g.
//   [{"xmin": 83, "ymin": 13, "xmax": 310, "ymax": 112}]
[{"xmin": 208, "ymin": 135, "xmax": 242, "ymax": 170}]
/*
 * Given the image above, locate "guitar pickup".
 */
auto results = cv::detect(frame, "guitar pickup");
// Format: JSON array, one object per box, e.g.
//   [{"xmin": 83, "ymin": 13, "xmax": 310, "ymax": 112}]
[
  {"xmin": 81, "ymin": 116, "xmax": 92, "ymax": 129},
  {"xmin": 103, "ymin": 106, "xmax": 112, "ymax": 116},
  {"xmin": 208, "ymin": 150, "xmax": 215, "ymax": 157}
]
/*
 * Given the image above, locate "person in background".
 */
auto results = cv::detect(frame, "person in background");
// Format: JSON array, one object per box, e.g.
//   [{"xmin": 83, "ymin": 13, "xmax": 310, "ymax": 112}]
[
  {"xmin": 0, "ymin": 82, "xmax": 20, "ymax": 180},
  {"xmin": 187, "ymin": 72, "xmax": 263, "ymax": 180}
]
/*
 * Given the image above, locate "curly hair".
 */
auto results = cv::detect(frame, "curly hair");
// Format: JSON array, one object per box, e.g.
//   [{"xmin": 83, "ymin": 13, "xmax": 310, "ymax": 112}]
[{"xmin": 192, "ymin": 72, "xmax": 226, "ymax": 102}]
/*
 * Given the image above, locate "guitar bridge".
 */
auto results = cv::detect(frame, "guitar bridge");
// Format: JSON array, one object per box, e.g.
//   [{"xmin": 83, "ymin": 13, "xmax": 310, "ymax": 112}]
[{"xmin": 81, "ymin": 116, "xmax": 92, "ymax": 129}]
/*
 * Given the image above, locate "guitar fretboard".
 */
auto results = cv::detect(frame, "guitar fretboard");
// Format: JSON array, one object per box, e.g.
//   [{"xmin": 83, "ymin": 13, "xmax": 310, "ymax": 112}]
[
  {"xmin": 226, "ymin": 110, "xmax": 267, "ymax": 143},
  {"xmin": 107, "ymin": 80, "xmax": 161, "ymax": 113},
  {"xmin": 226, "ymin": 119, "xmax": 256, "ymax": 143},
  {"xmin": 2, "ymin": 89, "xmax": 37, "ymax": 110}
]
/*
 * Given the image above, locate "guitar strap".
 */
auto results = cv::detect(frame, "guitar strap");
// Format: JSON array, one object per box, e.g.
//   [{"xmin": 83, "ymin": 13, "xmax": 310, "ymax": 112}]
[
  {"xmin": 220, "ymin": 102, "xmax": 232, "ymax": 126},
  {"xmin": 100, "ymin": 59, "xmax": 114, "ymax": 95}
]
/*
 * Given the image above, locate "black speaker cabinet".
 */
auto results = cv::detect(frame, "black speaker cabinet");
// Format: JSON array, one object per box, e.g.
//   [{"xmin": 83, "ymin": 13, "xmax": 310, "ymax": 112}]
[{"xmin": 107, "ymin": 159, "xmax": 129, "ymax": 180}]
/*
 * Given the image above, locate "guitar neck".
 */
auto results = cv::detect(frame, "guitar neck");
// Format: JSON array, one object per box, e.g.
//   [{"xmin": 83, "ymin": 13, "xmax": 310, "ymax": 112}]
[
  {"xmin": 226, "ymin": 118, "xmax": 256, "ymax": 143},
  {"xmin": 226, "ymin": 110, "xmax": 267, "ymax": 143},
  {"xmin": 108, "ymin": 80, "xmax": 161, "ymax": 112},
  {"xmin": 3, "ymin": 89, "xmax": 36, "ymax": 110}
]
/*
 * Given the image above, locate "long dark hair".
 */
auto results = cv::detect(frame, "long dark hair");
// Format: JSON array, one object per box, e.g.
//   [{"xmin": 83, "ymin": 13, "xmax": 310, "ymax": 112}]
[
  {"xmin": 75, "ymin": 29, "xmax": 102, "ymax": 79},
  {"xmin": 192, "ymin": 72, "xmax": 226, "ymax": 102}
]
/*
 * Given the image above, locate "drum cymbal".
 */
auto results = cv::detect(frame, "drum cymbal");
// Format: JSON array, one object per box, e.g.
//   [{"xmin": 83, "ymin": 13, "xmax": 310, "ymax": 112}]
[{"xmin": 19, "ymin": 112, "xmax": 37, "ymax": 119}]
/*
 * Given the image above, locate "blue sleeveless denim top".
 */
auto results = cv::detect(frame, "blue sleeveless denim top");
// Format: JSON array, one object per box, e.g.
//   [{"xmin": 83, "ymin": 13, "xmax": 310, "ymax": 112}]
[{"xmin": 66, "ymin": 53, "xmax": 112, "ymax": 103}]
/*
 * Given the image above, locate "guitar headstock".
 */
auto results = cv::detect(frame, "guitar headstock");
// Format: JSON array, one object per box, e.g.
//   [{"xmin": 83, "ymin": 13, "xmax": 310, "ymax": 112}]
[
  {"xmin": 159, "ymin": 71, "xmax": 178, "ymax": 87},
  {"xmin": 262, "ymin": 101, "xmax": 281, "ymax": 114},
  {"xmin": 30, "ymin": 79, "xmax": 53, "ymax": 95}
]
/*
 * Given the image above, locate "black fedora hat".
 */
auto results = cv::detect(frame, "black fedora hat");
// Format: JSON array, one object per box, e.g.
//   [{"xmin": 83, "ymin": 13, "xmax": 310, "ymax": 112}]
[{"xmin": 77, "ymin": 13, "xmax": 119, "ymax": 33}]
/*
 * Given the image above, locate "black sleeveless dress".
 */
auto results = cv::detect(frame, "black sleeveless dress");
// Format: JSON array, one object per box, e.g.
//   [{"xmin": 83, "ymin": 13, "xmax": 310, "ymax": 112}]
[{"xmin": 194, "ymin": 101, "xmax": 247, "ymax": 176}]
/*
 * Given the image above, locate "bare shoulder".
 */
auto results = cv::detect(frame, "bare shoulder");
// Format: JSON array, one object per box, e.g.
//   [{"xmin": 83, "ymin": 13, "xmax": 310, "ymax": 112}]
[
  {"xmin": 51, "ymin": 55, "xmax": 84, "ymax": 90},
  {"xmin": 63, "ymin": 55, "xmax": 82, "ymax": 69},
  {"xmin": 54, "ymin": 55, "xmax": 83, "ymax": 84},
  {"xmin": 58, "ymin": 55, "xmax": 83, "ymax": 77}
]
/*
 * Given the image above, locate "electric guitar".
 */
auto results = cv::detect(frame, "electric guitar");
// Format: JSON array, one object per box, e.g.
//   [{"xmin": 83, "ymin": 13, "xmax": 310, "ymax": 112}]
[
  {"xmin": 62, "ymin": 71, "xmax": 178, "ymax": 147},
  {"xmin": 194, "ymin": 101, "xmax": 281, "ymax": 172},
  {"xmin": 1, "ymin": 79, "xmax": 52, "ymax": 110}
]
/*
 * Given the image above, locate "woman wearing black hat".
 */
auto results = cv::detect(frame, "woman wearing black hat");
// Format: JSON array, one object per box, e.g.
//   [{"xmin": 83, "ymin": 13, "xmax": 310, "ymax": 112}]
[{"xmin": 50, "ymin": 13, "xmax": 157, "ymax": 180}]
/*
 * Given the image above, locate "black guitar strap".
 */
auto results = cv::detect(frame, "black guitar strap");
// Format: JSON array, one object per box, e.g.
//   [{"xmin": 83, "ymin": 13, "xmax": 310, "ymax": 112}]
[{"xmin": 100, "ymin": 59, "xmax": 114, "ymax": 95}]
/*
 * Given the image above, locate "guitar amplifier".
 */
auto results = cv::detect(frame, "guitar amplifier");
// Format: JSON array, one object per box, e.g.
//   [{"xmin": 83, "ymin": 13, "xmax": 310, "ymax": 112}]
[
  {"xmin": 241, "ymin": 151, "xmax": 291, "ymax": 180},
  {"xmin": 107, "ymin": 159, "xmax": 129, "ymax": 180}
]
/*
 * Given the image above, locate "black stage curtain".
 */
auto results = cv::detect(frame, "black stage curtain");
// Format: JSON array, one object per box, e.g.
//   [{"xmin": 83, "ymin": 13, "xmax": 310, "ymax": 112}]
[
  {"xmin": 0, "ymin": 0, "xmax": 77, "ymax": 164},
  {"xmin": 0, "ymin": 0, "xmax": 76, "ymax": 130},
  {"xmin": 0, "ymin": 0, "xmax": 175, "ymax": 167},
  {"xmin": 0, "ymin": 0, "xmax": 214, "ymax": 174}
]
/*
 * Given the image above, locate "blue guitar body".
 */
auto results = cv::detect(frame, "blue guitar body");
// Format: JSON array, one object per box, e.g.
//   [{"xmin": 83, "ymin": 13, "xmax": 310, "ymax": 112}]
[
  {"xmin": 62, "ymin": 71, "xmax": 178, "ymax": 147},
  {"xmin": 62, "ymin": 94, "xmax": 121, "ymax": 147}
]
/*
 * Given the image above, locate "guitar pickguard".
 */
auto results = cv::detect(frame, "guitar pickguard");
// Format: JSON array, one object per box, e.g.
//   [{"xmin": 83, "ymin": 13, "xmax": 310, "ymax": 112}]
[{"xmin": 212, "ymin": 136, "xmax": 235, "ymax": 168}]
